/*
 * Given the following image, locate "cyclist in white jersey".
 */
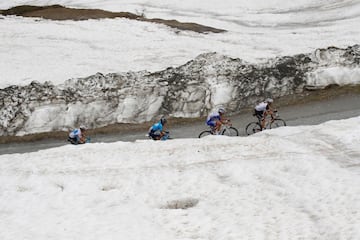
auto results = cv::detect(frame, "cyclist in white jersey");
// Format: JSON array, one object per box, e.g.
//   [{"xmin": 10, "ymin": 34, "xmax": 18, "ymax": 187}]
[
  {"xmin": 206, "ymin": 107, "xmax": 228, "ymax": 134},
  {"xmin": 68, "ymin": 125, "xmax": 87, "ymax": 144},
  {"xmin": 254, "ymin": 98, "xmax": 274, "ymax": 129}
]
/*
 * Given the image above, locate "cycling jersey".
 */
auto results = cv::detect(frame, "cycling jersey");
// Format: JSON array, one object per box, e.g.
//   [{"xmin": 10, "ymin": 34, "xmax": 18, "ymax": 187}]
[
  {"xmin": 148, "ymin": 121, "xmax": 165, "ymax": 140},
  {"xmin": 206, "ymin": 112, "xmax": 221, "ymax": 127},
  {"xmin": 255, "ymin": 102, "xmax": 269, "ymax": 112},
  {"xmin": 149, "ymin": 122, "xmax": 163, "ymax": 133},
  {"xmin": 254, "ymin": 101, "xmax": 271, "ymax": 120},
  {"xmin": 68, "ymin": 128, "xmax": 85, "ymax": 144},
  {"xmin": 69, "ymin": 128, "xmax": 83, "ymax": 139}
]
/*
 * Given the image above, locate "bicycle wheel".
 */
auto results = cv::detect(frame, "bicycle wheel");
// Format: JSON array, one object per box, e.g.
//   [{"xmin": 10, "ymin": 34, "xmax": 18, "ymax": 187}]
[
  {"xmin": 270, "ymin": 119, "xmax": 286, "ymax": 129},
  {"xmin": 198, "ymin": 130, "xmax": 212, "ymax": 138},
  {"xmin": 222, "ymin": 127, "xmax": 239, "ymax": 136},
  {"xmin": 245, "ymin": 122, "xmax": 262, "ymax": 135}
]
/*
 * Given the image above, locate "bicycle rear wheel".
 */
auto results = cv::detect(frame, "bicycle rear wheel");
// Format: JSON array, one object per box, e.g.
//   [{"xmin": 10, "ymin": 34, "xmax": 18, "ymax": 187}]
[
  {"xmin": 245, "ymin": 122, "xmax": 261, "ymax": 135},
  {"xmin": 270, "ymin": 119, "xmax": 286, "ymax": 129},
  {"xmin": 222, "ymin": 127, "xmax": 239, "ymax": 136},
  {"xmin": 198, "ymin": 130, "xmax": 212, "ymax": 138}
]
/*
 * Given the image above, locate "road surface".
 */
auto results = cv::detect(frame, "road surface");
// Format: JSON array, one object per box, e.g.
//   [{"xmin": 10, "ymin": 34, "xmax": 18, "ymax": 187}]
[{"xmin": 0, "ymin": 93, "xmax": 359, "ymax": 155}]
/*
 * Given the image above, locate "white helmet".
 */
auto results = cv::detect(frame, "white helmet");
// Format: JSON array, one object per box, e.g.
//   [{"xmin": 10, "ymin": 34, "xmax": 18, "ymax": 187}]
[
  {"xmin": 218, "ymin": 107, "xmax": 226, "ymax": 114},
  {"xmin": 265, "ymin": 98, "xmax": 273, "ymax": 103},
  {"xmin": 79, "ymin": 125, "xmax": 86, "ymax": 130}
]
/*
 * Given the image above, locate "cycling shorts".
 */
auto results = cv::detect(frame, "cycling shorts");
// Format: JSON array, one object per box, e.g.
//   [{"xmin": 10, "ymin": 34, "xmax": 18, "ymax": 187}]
[{"xmin": 254, "ymin": 110, "xmax": 264, "ymax": 119}]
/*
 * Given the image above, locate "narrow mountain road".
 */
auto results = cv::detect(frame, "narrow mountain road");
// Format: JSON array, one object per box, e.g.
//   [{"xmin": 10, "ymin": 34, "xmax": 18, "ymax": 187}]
[{"xmin": 0, "ymin": 93, "xmax": 359, "ymax": 155}]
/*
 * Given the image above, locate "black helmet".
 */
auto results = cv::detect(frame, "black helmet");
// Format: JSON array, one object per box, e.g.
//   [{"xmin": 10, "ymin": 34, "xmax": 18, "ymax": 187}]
[{"xmin": 160, "ymin": 117, "xmax": 167, "ymax": 125}]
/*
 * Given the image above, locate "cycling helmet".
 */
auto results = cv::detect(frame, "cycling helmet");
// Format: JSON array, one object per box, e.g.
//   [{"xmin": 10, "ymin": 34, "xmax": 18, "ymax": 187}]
[
  {"xmin": 265, "ymin": 98, "xmax": 273, "ymax": 103},
  {"xmin": 160, "ymin": 117, "xmax": 167, "ymax": 125},
  {"xmin": 79, "ymin": 125, "xmax": 86, "ymax": 130},
  {"xmin": 218, "ymin": 107, "xmax": 226, "ymax": 114}
]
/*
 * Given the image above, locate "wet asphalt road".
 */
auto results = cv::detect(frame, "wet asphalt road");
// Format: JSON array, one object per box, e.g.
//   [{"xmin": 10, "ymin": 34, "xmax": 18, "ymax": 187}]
[{"xmin": 0, "ymin": 93, "xmax": 359, "ymax": 155}]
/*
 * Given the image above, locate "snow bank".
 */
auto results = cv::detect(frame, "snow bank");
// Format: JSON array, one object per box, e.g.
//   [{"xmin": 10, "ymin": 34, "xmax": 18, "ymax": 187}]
[{"xmin": 0, "ymin": 117, "xmax": 359, "ymax": 240}]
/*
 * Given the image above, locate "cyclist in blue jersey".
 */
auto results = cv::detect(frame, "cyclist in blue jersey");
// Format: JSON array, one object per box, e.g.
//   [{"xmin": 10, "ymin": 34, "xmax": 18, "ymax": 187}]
[
  {"xmin": 206, "ymin": 107, "xmax": 228, "ymax": 134},
  {"xmin": 68, "ymin": 125, "xmax": 87, "ymax": 144},
  {"xmin": 148, "ymin": 117, "xmax": 168, "ymax": 140}
]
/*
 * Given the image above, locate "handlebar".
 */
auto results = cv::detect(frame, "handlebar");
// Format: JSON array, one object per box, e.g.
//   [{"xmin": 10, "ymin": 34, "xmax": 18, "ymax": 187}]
[{"xmin": 223, "ymin": 119, "xmax": 232, "ymax": 126}]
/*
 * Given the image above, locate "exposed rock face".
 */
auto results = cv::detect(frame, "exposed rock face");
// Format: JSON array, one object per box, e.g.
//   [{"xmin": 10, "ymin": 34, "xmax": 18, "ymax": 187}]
[
  {"xmin": 0, "ymin": 5, "xmax": 226, "ymax": 33},
  {"xmin": 0, "ymin": 45, "xmax": 359, "ymax": 136}
]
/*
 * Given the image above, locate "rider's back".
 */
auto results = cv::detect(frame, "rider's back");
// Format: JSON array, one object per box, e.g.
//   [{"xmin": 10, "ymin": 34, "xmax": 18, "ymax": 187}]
[
  {"xmin": 150, "ymin": 122, "xmax": 163, "ymax": 132},
  {"xmin": 206, "ymin": 112, "xmax": 220, "ymax": 122},
  {"xmin": 255, "ymin": 102, "xmax": 268, "ymax": 111}
]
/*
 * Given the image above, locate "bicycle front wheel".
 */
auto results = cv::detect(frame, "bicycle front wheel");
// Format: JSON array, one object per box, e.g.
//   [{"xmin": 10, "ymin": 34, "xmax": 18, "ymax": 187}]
[
  {"xmin": 198, "ymin": 130, "xmax": 212, "ymax": 138},
  {"xmin": 222, "ymin": 127, "xmax": 239, "ymax": 136},
  {"xmin": 270, "ymin": 119, "xmax": 286, "ymax": 129},
  {"xmin": 245, "ymin": 122, "xmax": 261, "ymax": 135}
]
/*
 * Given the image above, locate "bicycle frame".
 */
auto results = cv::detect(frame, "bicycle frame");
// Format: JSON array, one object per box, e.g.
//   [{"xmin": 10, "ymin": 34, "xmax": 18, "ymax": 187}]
[
  {"xmin": 199, "ymin": 120, "xmax": 239, "ymax": 137},
  {"xmin": 246, "ymin": 110, "xmax": 286, "ymax": 135},
  {"xmin": 261, "ymin": 112, "xmax": 278, "ymax": 129},
  {"xmin": 220, "ymin": 121, "xmax": 233, "ymax": 133}
]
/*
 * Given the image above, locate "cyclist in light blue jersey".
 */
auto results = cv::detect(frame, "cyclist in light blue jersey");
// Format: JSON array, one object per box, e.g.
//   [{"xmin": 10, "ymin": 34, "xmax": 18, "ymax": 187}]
[{"xmin": 148, "ymin": 117, "xmax": 168, "ymax": 140}]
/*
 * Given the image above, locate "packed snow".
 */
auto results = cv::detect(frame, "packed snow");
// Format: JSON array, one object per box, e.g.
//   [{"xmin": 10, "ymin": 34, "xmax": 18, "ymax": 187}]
[
  {"xmin": 1, "ymin": 2, "xmax": 360, "ymax": 238},
  {"xmin": 1, "ymin": 0, "xmax": 360, "ymax": 88},
  {"xmin": 0, "ymin": 117, "xmax": 359, "ymax": 239}
]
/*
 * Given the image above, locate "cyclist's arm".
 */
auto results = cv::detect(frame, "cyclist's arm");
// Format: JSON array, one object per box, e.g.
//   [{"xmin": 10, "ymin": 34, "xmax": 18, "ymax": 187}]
[
  {"xmin": 220, "ymin": 116, "xmax": 230, "ymax": 124},
  {"xmin": 266, "ymin": 107, "xmax": 276, "ymax": 119},
  {"xmin": 160, "ymin": 125, "xmax": 167, "ymax": 136}
]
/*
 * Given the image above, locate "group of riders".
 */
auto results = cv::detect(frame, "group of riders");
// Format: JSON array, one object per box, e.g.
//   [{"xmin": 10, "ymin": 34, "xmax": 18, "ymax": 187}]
[{"xmin": 68, "ymin": 98, "xmax": 275, "ymax": 144}]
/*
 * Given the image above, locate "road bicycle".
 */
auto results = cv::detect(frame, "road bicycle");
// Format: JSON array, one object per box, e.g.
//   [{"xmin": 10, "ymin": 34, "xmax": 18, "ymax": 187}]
[
  {"xmin": 147, "ymin": 131, "xmax": 171, "ymax": 141},
  {"xmin": 198, "ymin": 120, "xmax": 239, "ymax": 138},
  {"xmin": 67, "ymin": 136, "xmax": 91, "ymax": 144},
  {"xmin": 245, "ymin": 110, "xmax": 286, "ymax": 135}
]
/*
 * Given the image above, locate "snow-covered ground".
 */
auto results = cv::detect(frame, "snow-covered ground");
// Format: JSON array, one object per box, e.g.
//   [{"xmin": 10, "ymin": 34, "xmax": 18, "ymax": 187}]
[
  {"xmin": 0, "ymin": 117, "xmax": 359, "ymax": 239},
  {"xmin": 1, "ymin": 2, "xmax": 360, "ymax": 238},
  {"xmin": 1, "ymin": 0, "xmax": 360, "ymax": 88}
]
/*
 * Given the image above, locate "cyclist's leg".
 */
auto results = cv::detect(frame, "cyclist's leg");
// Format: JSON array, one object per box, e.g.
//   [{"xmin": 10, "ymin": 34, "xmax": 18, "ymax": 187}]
[
  {"xmin": 160, "ymin": 131, "xmax": 169, "ymax": 140},
  {"xmin": 215, "ymin": 120, "xmax": 222, "ymax": 133},
  {"xmin": 254, "ymin": 110, "xmax": 265, "ymax": 129},
  {"xmin": 261, "ymin": 111, "xmax": 268, "ymax": 129},
  {"xmin": 149, "ymin": 131, "xmax": 161, "ymax": 140},
  {"xmin": 255, "ymin": 110, "xmax": 262, "ymax": 119},
  {"xmin": 68, "ymin": 136, "xmax": 78, "ymax": 144},
  {"xmin": 153, "ymin": 134, "xmax": 161, "ymax": 140}
]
